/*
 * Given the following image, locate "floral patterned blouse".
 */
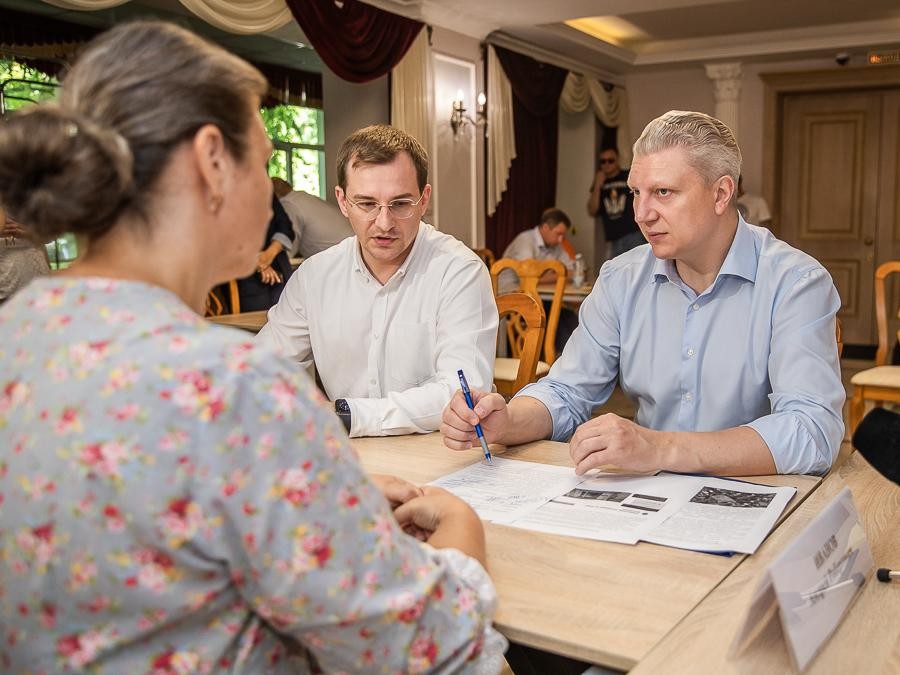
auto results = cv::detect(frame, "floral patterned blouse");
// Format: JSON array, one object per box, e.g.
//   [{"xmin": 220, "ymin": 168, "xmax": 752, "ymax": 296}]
[{"xmin": 0, "ymin": 277, "xmax": 504, "ymax": 674}]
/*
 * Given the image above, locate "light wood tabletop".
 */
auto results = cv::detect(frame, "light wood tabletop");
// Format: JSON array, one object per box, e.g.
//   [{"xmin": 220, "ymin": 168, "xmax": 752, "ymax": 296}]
[
  {"xmin": 536, "ymin": 281, "xmax": 593, "ymax": 305},
  {"xmin": 207, "ymin": 310, "xmax": 268, "ymax": 333},
  {"xmin": 632, "ymin": 451, "xmax": 900, "ymax": 675},
  {"xmin": 350, "ymin": 433, "xmax": 821, "ymax": 670}
]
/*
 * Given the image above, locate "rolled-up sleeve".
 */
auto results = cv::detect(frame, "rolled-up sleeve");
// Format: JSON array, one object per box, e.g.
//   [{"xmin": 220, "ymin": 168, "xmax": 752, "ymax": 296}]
[{"xmin": 744, "ymin": 267, "xmax": 845, "ymax": 475}]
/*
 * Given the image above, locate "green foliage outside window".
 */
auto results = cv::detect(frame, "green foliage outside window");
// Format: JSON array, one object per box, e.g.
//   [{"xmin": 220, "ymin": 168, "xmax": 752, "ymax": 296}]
[
  {"xmin": 261, "ymin": 105, "xmax": 325, "ymax": 198},
  {"xmin": 0, "ymin": 59, "xmax": 57, "ymax": 112},
  {"xmin": 0, "ymin": 59, "xmax": 74, "ymax": 268}
]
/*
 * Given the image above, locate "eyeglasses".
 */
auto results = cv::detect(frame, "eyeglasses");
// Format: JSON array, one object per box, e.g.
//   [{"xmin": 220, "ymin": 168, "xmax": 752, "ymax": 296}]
[
  {"xmin": 600, "ymin": 158, "xmax": 617, "ymax": 165},
  {"xmin": 345, "ymin": 193, "xmax": 425, "ymax": 220}
]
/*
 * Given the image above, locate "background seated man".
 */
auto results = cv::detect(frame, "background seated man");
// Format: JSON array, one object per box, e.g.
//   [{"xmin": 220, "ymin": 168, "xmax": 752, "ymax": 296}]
[
  {"xmin": 442, "ymin": 110, "xmax": 844, "ymax": 477},
  {"xmin": 499, "ymin": 207, "xmax": 579, "ymax": 355},
  {"xmin": 257, "ymin": 125, "xmax": 498, "ymax": 437},
  {"xmin": 271, "ymin": 177, "xmax": 353, "ymax": 259}
]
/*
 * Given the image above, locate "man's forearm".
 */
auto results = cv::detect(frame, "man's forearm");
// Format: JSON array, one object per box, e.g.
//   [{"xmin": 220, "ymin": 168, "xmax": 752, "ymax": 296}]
[
  {"xmin": 496, "ymin": 396, "xmax": 553, "ymax": 447},
  {"xmin": 657, "ymin": 425, "xmax": 777, "ymax": 476}
]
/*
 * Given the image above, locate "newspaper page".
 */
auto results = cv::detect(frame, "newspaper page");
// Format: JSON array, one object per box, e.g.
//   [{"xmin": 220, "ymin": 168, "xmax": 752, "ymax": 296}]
[
  {"xmin": 642, "ymin": 474, "xmax": 795, "ymax": 554},
  {"xmin": 506, "ymin": 473, "xmax": 683, "ymax": 544}
]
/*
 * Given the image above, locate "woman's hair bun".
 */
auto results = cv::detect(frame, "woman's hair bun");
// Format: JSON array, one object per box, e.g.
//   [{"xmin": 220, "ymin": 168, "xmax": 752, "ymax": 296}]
[{"xmin": 0, "ymin": 105, "xmax": 133, "ymax": 241}]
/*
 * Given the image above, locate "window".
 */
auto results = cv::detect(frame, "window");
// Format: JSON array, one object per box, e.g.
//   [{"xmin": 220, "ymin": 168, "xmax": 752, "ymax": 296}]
[
  {"xmin": 0, "ymin": 59, "xmax": 75, "ymax": 269},
  {"xmin": 262, "ymin": 105, "xmax": 325, "ymax": 197}
]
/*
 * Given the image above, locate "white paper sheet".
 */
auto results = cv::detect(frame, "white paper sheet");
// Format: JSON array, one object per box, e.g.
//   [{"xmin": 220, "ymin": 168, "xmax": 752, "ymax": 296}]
[{"xmin": 429, "ymin": 456, "xmax": 583, "ymax": 522}]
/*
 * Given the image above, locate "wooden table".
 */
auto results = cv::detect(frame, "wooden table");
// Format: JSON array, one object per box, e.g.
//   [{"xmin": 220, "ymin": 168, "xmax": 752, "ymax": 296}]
[
  {"xmin": 632, "ymin": 452, "xmax": 900, "ymax": 675},
  {"xmin": 208, "ymin": 310, "xmax": 268, "ymax": 333},
  {"xmin": 537, "ymin": 281, "xmax": 592, "ymax": 306},
  {"xmin": 350, "ymin": 433, "xmax": 820, "ymax": 670}
]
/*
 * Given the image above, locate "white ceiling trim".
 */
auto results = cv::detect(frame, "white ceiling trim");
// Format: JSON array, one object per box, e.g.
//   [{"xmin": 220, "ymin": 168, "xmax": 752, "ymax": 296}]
[{"xmin": 633, "ymin": 18, "xmax": 900, "ymax": 65}]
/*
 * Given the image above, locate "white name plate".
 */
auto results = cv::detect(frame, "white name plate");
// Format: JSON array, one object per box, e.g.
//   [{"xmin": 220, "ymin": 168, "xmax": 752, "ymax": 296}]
[{"xmin": 731, "ymin": 486, "xmax": 872, "ymax": 670}]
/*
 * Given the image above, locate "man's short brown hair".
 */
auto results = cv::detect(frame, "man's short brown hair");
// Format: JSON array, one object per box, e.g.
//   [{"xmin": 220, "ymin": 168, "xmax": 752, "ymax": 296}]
[
  {"xmin": 541, "ymin": 207, "xmax": 571, "ymax": 229},
  {"xmin": 336, "ymin": 125, "xmax": 429, "ymax": 192}
]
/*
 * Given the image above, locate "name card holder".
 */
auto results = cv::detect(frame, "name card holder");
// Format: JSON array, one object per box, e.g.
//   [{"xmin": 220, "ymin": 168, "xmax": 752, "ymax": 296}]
[{"xmin": 731, "ymin": 487, "xmax": 872, "ymax": 671}]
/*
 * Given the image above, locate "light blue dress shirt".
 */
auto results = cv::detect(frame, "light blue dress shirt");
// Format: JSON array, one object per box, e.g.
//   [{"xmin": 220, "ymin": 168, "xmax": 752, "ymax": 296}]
[{"xmin": 518, "ymin": 219, "xmax": 845, "ymax": 475}]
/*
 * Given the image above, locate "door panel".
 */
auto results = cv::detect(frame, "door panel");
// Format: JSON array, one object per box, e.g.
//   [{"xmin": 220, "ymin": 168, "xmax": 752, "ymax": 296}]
[
  {"xmin": 876, "ymin": 92, "xmax": 900, "ymax": 351},
  {"xmin": 780, "ymin": 91, "xmax": 881, "ymax": 344}
]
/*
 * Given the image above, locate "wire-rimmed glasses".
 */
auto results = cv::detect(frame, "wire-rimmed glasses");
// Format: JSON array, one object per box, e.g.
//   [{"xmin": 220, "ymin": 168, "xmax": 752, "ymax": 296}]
[{"xmin": 345, "ymin": 193, "xmax": 425, "ymax": 221}]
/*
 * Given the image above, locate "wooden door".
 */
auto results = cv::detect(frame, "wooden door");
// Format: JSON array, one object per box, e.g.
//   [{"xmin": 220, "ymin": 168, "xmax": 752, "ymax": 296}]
[
  {"xmin": 779, "ymin": 90, "xmax": 883, "ymax": 344},
  {"xmin": 875, "ymin": 92, "xmax": 900, "ymax": 351}
]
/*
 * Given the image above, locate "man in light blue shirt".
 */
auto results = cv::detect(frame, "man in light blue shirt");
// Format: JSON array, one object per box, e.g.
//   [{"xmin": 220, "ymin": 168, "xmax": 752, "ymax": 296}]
[{"xmin": 442, "ymin": 110, "xmax": 844, "ymax": 476}]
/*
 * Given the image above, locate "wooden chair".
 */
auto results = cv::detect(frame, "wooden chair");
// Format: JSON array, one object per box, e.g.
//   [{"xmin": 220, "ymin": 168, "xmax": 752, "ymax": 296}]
[
  {"xmin": 490, "ymin": 257, "xmax": 567, "ymax": 366},
  {"xmin": 849, "ymin": 261, "xmax": 900, "ymax": 435},
  {"xmin": 205, "ymin": 280, "xmax": 240, "ymax": 317},
  {"xmin": 473, "ymin": 247, "xmax": 496, "ymax": 270},
  {"xmin": 492, "ymin": 292, "xmax": 546, "ymax": 399}
]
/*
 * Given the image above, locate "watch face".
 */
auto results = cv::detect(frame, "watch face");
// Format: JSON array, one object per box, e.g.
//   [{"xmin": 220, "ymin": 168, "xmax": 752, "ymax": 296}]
[{"xmin": 335, "ymin": 399, "xmax": 350, "ymax": 415}]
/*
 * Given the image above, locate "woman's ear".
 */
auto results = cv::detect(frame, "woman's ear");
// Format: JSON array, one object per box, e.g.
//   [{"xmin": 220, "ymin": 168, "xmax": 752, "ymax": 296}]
[{"xmin": 192, "ymin": 124, "xmax": 228, "ymax": 212}]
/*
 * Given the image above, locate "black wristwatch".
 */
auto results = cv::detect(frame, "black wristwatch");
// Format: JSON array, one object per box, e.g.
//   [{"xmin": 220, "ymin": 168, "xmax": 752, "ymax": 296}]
[{"xmin": 334, "ymin": 398, "xmax": 351, "ymax": 433}]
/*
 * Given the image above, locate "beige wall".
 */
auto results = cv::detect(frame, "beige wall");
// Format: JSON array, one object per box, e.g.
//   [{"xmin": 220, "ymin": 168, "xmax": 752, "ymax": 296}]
[
  {"xmin": 556, "ymin": 108, "xmax": 598, "ymax": 272},
  {"xmin": 321, "ymin": 69, "xmax": 389, "ymax": 206},
  {"xmin": 431, "ymin": 26, "xmax": 486, "ymax": 246},
  {"xmin": 622, "ymin": 57, "xmax": 839, "ymax": 199}
]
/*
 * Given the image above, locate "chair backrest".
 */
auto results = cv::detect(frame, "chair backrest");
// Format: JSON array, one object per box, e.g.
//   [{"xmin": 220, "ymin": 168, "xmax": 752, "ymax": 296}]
[
  {"xmin": 495, "ymin": 292, "xmax": 546, "ymax": 396},
  {"xmin": 874, "ymin": 260, "xmax": 900, "ymax": 365},
  {"xmin": 473, "ymin": 247, "xmax": 496, "ymax": 270},
  {"xmin": 836, "ymin": 317, "xmax": 843, "ymax": 358},
  {"xmin": 490, "ymin": 257, "xmax": 567, "ymax": 364},
  {"xmin": 205, "ymin": 280, "xmax": 241, "ymax": 317}
]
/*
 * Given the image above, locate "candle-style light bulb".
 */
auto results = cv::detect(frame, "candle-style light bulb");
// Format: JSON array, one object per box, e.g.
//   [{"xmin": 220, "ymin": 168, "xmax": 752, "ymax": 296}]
[{"xmin": 477, "ymin": 92, "xmax": 486, "ymax": 107}]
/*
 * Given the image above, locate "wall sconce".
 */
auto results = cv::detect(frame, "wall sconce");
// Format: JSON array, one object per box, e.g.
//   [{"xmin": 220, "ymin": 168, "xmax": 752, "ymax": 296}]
[{"xmin": 450, "ymin": 89, "xmax": 486, "ymax": 137}]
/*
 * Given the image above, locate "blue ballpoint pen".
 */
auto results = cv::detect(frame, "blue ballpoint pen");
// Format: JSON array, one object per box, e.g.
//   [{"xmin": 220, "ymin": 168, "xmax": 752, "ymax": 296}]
[{"xmin": 457, "ymin": 369, "xmax": 493, "ymax": 464}]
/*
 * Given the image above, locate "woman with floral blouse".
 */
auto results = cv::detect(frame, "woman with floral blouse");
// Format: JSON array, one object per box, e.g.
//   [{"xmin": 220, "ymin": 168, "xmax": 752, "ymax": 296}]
[{"xmin": 0, "ymin": 20, "xmax": 504, "ymax": 673}]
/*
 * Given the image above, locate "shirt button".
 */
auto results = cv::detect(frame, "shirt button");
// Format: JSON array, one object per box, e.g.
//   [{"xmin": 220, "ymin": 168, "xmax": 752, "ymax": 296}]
[
  {"xmin": 687, "ymin": 348, "xmax": 695, "ymax": 357},
  {"xmin": 692, "ymin": 303, "xmax": 700, "ymax": 311},
  {"xmin": 370, "ymin": 378, "xmax": 376, "ymax": 385},
  {"xmin": 374, "ymin": 333, "xmax": 379, "ymax": 340},
  {"xmin": 684, "ymin": 392, "xmax": 693, "ymax": 402}
]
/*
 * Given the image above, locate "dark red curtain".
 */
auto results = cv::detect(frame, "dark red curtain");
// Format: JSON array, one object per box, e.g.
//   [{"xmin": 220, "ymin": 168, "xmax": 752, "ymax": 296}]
[
  {"xmin": 486, "ymin": 47, "xmax": 567, "ymax": 256},
  {"xmin": 284, "ymin": 0, "xmax": 423, "ymax": 84}
]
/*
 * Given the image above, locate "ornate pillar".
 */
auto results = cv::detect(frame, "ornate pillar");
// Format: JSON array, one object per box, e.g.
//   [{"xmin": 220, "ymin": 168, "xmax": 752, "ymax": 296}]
[{"xmin": 704, "ymin": 62, "xmax": 742, "ymax": 136}]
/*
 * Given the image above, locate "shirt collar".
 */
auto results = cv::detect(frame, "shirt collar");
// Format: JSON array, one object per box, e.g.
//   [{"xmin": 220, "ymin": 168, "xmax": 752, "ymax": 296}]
[
  {"xmin": 652, "ymin": 216, "xmax": 758, "ymax": 286},
  {"xmin": 352, "ymin": 220, "xmax": 426, "ymax": 283}
]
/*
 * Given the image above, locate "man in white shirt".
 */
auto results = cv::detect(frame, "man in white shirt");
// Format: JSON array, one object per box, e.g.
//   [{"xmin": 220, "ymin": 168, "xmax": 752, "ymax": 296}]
[
  {"xmin": 737, "ymin": 175, "xmax": 772, "ymax": 228},
  {"xmin": 271, "ymin": 178, "xmax": 354, "ymax": 258},
  {"xmin": 499, "ymin": 208, "xmax": 578, "ymax": 354},
  {"xmin": 257, "ymin": 125, "xmax": 498, "ymax": 437},
  {"xmin": 498, "ymin": 208, "xmax": 575, "ymax": 293}
]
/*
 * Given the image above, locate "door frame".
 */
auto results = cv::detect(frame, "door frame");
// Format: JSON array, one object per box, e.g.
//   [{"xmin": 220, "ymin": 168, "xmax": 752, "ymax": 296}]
[{"xmin": 761, "ymin": 65, "xmax": 900, "ymax": 235}]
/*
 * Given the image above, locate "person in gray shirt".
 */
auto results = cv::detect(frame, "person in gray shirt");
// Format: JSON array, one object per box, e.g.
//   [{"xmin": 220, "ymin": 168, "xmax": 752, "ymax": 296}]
[{"xmin": 272, "ymin": 178, "xmax": 353, "ymax": 259}]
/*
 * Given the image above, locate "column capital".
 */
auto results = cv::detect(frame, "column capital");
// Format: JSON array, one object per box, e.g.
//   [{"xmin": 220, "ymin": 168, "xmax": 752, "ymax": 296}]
[{"xmin": 705, "ymin": 62, "xmax": 742, "ymax": 103}]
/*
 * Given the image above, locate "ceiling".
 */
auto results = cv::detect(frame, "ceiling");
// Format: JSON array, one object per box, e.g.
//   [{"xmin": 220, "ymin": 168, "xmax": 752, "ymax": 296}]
[
  {"xmin": 369, "ymin": 0, "xmax": 900, "ymax": 78},
  {"xmin": 3, "ymin": 0, "xmax": 900, "ymax": 82}
]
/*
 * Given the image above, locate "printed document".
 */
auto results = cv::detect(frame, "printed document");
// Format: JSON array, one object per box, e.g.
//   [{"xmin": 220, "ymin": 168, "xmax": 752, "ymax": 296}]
[{"xmin": 431, "ymin": 460, "xmax": 795, "ymax": 553}]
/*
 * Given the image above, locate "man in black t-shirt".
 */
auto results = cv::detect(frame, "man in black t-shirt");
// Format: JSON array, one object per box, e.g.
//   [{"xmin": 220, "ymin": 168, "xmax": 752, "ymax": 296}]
[{"xmin": 587, "ymin": 147, "xmax": 644, "ymax": 260}]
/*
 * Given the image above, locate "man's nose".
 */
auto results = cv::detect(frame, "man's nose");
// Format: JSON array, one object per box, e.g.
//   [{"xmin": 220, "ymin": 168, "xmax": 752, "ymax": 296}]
[{"xmin": 633, "ymin": 195, "xmax": 654, "ymax": 224}]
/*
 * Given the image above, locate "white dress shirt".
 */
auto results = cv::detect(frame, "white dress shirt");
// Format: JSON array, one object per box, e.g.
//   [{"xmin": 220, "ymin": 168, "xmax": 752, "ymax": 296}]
[{"xmin": 257, "ymin": 221, "xmax": 498, "ymax": 437}]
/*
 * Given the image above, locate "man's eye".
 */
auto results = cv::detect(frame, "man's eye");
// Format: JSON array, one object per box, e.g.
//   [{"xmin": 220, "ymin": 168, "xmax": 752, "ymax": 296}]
[
  {"xmin": 358, "ymin": 201, "xmax": 378, "ymax": 210},
  {"xmin": 389, "ymin": 200, "xmax": 414, "ymax": 208},
  {"xmin": 657, "ymin": 188, "xmax": 670, "ymax": 196}
]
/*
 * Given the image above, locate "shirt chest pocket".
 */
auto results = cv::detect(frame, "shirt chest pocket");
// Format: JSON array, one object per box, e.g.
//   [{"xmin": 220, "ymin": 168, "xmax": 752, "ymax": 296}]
[{"xmin": 385, "ymin": 321, "xmax": 436, "ymax": 388}]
